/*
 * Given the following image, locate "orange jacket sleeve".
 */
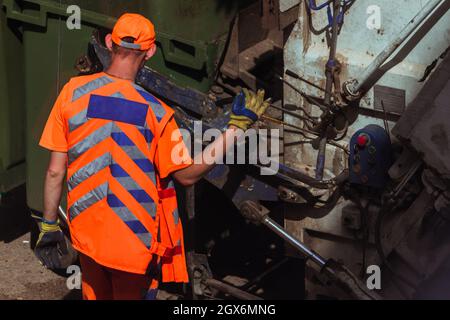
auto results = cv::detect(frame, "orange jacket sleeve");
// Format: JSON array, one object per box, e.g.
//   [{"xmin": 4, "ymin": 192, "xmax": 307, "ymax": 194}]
[
  {"xmin": 39, "ymin": 83, "xmax": 70, "ymax": 152},
  {"xmin": 155, "ymin": 115, "xmax": 193, "ymax": 179}
]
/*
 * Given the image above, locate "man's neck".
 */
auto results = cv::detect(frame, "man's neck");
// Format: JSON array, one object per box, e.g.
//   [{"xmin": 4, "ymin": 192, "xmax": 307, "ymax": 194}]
[{"xmin": 105, "ymin": 60, "xmax": 140, "ymax": 81}]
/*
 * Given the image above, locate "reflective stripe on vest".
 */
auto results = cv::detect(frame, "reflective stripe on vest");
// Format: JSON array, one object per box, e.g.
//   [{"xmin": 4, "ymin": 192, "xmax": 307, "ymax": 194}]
[
  {"xmin": 67, "ymin": 77, "xmax": 160, "ymax": 250},
  {"xmin": 72, "ymin": 76, "xmax": 113, "ymax": 102},
  {"xmin": 133, "ymin": 84, "xmax": 166, "ymax": 121},
  {"xmin": 69, "ymin": 92, "xmax": 125, "ymax": 132}
]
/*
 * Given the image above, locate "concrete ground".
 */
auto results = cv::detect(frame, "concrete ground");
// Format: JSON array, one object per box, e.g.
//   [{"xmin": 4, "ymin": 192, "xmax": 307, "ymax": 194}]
[
  {"xmin": 0, "ymin": 185, "xmax": 81, "ymax": 300},
  {"xmin": 0, "ymin": 233, "xmax": 81, "ymax": 300}
]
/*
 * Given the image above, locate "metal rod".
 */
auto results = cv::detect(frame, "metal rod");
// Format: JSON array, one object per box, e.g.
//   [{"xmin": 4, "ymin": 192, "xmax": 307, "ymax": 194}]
[
  {"xmin": 279, "ymin": 75, "xmax": 328, "ymax": 111},
  {"xmin": 261, "ymin": 115, "xmax": 317, "ymax": 137},
  {"xmin": 315, "ymin": 0, "xmax": 341, "ymax": 180},
  {"xmin": 315, "ymin": 137, "xmax": 328, "ymax": 180},
  {"xmin": 58, "ymin": 206, "xmax": 67, "ymax": 223},
  {"xmin": 283, "ymin": 70, "xmax": 326, "ymax": 92},
  {"xmin": 269, "ymin": 104, "xmax": 317, "ymax": 124},
  {"xmin": 262, "ymin": 216, "xmax": 328, "ymax": 267},
  {"xmin": 349, "ymin": 0, "xmax": 444, "ymax": 94},
  {"xmin": 324, "ymin": 0, "xmax": 341, "ymax": 106}
]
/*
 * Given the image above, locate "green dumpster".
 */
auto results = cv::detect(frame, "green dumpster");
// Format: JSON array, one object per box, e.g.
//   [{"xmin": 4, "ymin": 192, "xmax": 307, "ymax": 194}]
[
  {"xmin": 0, "ymin": 0, "xmax": 242, "ymax": 211},
  {"xmin": 0, "ymin": 5, "xmax": 26, "ymax": 193}
]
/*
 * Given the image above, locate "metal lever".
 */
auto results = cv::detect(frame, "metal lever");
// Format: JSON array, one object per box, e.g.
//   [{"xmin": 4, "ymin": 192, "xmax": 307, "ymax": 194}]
[{"xmin": 239, "ymin": 201, "xmax": 381, "ymax": 300}]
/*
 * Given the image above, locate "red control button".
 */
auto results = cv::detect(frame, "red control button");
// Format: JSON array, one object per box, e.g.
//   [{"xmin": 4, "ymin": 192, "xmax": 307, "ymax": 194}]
[{"xmin": 357, "ymin": 134, "xmax": 369, "ymax": 147}]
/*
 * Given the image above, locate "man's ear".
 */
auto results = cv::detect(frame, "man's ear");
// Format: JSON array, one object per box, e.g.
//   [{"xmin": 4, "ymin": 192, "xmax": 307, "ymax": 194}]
[
  {"xmin": 105, "ymin": 34, "xmax": 113, "ymax": 51},
  {"xmin": 144, "ymin": 44, "xmax": 157, "ymax": 61}
]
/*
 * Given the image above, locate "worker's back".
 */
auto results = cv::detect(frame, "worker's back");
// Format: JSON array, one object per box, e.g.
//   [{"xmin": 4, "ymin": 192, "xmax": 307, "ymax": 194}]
[{"xmin": 39, "ymin": 71, "xmax": 189, "ymax": 280}]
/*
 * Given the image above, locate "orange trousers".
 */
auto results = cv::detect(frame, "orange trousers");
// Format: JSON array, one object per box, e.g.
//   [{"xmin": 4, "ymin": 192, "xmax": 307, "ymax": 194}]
[{"xmin": 79, "ymin": 253, "xmax": 159, "ymax": 300}]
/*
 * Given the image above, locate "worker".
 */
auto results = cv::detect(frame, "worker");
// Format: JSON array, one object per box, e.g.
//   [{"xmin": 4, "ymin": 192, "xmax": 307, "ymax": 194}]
[{"xmin": 35, "ymin": 13, "xmax": 270, "ymax": 300}]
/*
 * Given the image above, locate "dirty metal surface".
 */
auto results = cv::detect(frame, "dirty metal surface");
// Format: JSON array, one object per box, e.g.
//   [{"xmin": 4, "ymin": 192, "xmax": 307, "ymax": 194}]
[
  {"xmin": 282, "ymin": 0, "xmax": 450, "ymax": 298},
  {"xmin": 394, "ymin": 52, "xmax": 450, "ymax": 178}
]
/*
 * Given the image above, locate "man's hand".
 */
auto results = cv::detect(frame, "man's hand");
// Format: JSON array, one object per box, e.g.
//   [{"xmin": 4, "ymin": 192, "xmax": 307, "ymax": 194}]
[
  {"xmin": 34, "ymin": 218, "xmax": 68, "ymax": 269},
  {"xmin": 228, "ymin": 88, "xmax": 271, "ymax": 131}
]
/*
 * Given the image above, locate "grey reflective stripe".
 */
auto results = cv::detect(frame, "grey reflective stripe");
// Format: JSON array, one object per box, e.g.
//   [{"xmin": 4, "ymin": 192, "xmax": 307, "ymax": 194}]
[
  {"xmin": 107, "ymin": 188, "xmax": 153, "ymax": 248},
  {"xmin": 119, "ymin": 146, "xmax": 157, "ymax": 185},
  {"xmin": 120, "ymin": 41, "xmax": 142, "ymax": 50},
  {"xmin": 68, "ymin": 122, "xmax": 113, "ymax": 164},
  {"xmin": 132, "ymin": 84, "xmax": 146, "ymax": 92},
  {"xmin": 119, "ymin": 145, "xmax": 145, "ymax": 158},
  {"xmin": 110, "ymin": 92, "xmax": 125, "ymax": 99},
  {"xmin": 108, "ymin": 205, "xmax": 137, "ymax": 222},
  {"xmin": 72, "ymin": 76, "xmax": 113, "ymax": 102},
  {"xmin": 141, "ymin": 202, "xmax": 156, "ymax": 217},
  {"xmin": 69, "ymin": 182, "xmax": 108, "ymax": 220},
  {"xmin": 68, "ymin": 109, "xmax": 88, "ymax": 132},
  {"xmin": 173, "ymin": 208, "xmax": 179, "ymax": 225},
  {"xmin": 150, "ymin": 101, "xmax": 166, "ymax": 121},
  {"xmin": 136, "ymin": 233, "xmax": 152, "ymax": 248},
  {"xmin": 112, "ymin": 176, "xmax": 138, "ymax": 190},
  {"xmin": 68, "ymin": 92, "xmax": 124, "ymax": 133},
  {"xmin": 68, "ymin": 153, "xmax": 111, "ymax": 192},
  {"xmin": 114, "ymin": 176, "xmax": 156, "ymax": 218}
]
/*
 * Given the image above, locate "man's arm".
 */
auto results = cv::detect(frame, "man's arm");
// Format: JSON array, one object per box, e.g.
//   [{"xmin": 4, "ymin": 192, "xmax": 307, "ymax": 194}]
[
  {"xmin": 43, "ymin": 151, "xmax": 67, "ymax": 222},
  {"xmin": 172, "ymin": 125, "xmax": 240, "ymax": 186},
  {"xmin": 172, "ymin": 89, "xmax": 270, "ymax": 186}
]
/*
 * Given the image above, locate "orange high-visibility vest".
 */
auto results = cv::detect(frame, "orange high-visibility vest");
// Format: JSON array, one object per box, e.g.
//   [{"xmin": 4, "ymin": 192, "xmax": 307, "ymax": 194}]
[{"xmin": 40, "ymin": 72, "xmax": 190, "ymax": 282}]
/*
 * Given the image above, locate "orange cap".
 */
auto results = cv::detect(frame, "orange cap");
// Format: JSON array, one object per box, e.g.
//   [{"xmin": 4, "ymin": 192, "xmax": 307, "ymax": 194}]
[{"xmin": 111, "ymin": 13, "xmax": 156, "ymax": 51}]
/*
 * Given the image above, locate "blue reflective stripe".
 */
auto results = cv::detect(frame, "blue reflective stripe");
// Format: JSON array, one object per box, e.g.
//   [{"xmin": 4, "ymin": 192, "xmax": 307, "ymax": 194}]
[
  {"xmin": 139, "ymin": 129, "xmax": 154, "ymax": 143},
  {"xmin": 136, "ymin": 90, "xmax": 166, "ymax": 121},
  {"xmin": 107, "ymin": 194, "xmax": 124, "ymax": 207},
  {"xmin": 110, "ymin": 160, "xmax": 153, "ymax": 178},
  {"xmin": 110, "ymin": 164, "xmax": 129, "ymax": 178},
  {"xmin": 129, "ymin": 190, "xmax": 154, "ymax": 203},
  {"xmin": 134, "ymin": 159, "xmax": 154, "ymax": 173},
  {"xmin": 137, "ymin": 90, "xmax": 159, "ymax": 104},
  {"xmin": 125, "ymin": 220, "xmax": 148, "ymax": 234},
  {"xmin": 111, "ymin": 132, "xmax": 135, "ymax": 146},
  {"xmin": 87, "ymin": 94, "xmax": 148, "ymax": 126},
  {"xmin": 107, "ymin": 190, "xmax": 152, "ymax": 248}
]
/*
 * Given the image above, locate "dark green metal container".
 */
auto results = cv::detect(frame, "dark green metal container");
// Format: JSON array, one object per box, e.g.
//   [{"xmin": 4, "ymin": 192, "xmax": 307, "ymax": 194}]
[{"xmin": 0, "ymin": 0, "xmax": 240, "ymax": 211}]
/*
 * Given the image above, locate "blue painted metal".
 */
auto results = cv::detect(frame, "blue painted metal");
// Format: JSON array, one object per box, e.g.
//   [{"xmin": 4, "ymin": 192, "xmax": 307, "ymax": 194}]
[
  {"xmin": 307, "ymin": 0, "xmax": 350, "ymax": 27},
  {"xmin": 349, "ymin": 124, "xmax": 392, "ymax": 189}
]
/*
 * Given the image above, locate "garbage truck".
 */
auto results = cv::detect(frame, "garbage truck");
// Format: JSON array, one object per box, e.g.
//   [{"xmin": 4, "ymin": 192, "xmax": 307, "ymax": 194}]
[{"xmin": 0, "ymin": 0, "xmax": 449, "ymax": 299}]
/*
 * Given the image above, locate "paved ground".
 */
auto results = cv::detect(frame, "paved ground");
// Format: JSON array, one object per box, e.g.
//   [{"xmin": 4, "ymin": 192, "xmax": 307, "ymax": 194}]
[
  {"xmin": 0, "ymin": 233, "xmax": 81, "ymax": 300},
  {"xmin": 0, "ymin": 185, "xmax": 81, "ymax": 300}
]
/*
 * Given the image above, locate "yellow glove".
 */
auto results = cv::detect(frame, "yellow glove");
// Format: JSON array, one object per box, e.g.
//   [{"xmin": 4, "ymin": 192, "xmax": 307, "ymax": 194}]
[{"xmin": 228, "ymin": 89, "xmax": 271, "ymax": 131}]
